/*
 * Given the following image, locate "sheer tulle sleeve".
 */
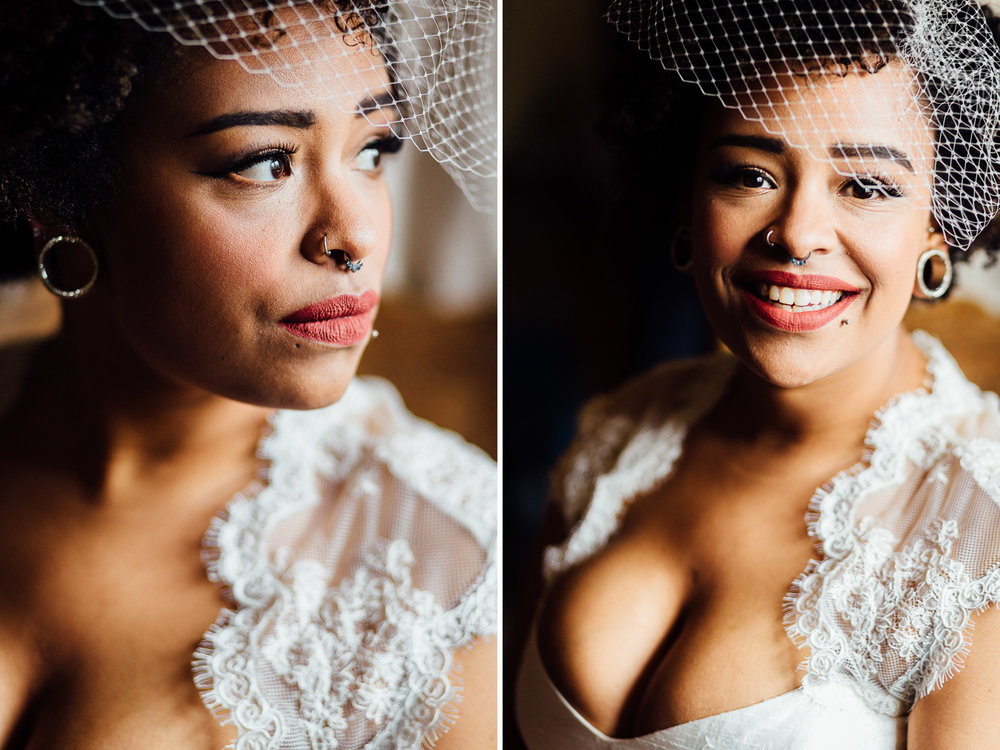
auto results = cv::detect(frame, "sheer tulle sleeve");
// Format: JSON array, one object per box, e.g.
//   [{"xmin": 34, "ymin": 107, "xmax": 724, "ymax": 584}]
[{"xmin": 195, "ymin": 377, "xmax": 496, "ymax": 750}]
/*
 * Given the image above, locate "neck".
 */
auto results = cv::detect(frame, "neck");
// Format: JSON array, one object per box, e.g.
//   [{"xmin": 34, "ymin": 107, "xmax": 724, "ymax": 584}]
[
  {"xmin": 710, "ymin": 326, "xmax": 927, "ymax": 454},
  {"xmin": 4, "ymin": 303, "xmax": 273, "ymax": 506}
]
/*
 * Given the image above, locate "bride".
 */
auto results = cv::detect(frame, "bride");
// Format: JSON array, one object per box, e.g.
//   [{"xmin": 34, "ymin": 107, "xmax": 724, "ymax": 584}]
[
  {"xmin": 517, "ymin": 0, "xmax": 1000, "ymax": 747},
  {"xmin": 0, "ymin": 1, "xmax": 496, "ymax": 748}
]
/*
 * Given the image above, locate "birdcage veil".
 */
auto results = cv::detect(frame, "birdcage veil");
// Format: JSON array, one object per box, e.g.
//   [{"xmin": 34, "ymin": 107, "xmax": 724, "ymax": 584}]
[
  {"xmin": 607, "ymin": 0, "xmax": 1000, "ymax": 250},
  {"xmin": 75, "ymin": 0, "xmax": 496, "ymax": 211}
]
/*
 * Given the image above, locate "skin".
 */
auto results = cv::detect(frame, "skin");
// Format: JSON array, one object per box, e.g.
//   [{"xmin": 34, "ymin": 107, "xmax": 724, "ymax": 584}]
[
  {"xmin": 0, "ymin": 11, "xmax": 494, "ymax": 749},
  {"xmin": 537, "ymin": 63, "xmax": 1000, "ymax": 745}
]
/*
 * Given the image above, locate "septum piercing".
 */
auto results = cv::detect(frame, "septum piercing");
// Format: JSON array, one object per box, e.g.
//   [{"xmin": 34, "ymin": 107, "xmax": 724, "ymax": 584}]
[
  {"xmin": 766, "ymin": 228, "xmax": 811, "ymax": 267},
  {"xmin": 322, "ymin": 234, "xmax": 363, "ymax": 272}
]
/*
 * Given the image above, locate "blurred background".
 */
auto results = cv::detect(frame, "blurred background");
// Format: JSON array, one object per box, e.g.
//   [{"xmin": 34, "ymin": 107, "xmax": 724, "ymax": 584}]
[{"xmin": 0, "ymin": 146, "xmax": 497, "ymax": 457}]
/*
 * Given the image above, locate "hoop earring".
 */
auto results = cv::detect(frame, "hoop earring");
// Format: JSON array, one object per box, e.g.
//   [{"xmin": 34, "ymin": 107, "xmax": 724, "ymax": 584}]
[
  {"xmin": 37, "ymin": 235, "xmax": 99, "ymax": 299},
  {"xmin": 915, "ymin": 248, "xmax": 953, "ymax": 299},
  {"xmin": 669, "ymin": 225, "xmax": 693, "ymax": 272},
  {"xmin": 322, "ymin": 234, "xmax": 363, "ymax": 272}
]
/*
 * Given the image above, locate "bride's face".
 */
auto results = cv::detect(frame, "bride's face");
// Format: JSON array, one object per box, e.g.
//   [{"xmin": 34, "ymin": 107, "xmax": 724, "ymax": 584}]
[
  {"xmin": 89, "ymin": 11, "xmax": 397, "ymax": 409},
  {"xmin": 689, "ymin": 62, "xmax": 943, "ymax": 388}
]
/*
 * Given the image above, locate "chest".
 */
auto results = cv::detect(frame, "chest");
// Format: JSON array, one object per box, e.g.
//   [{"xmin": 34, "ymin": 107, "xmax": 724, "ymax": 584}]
[
  {"xmin": 0, "ymin": 476, "xmax": 238, "ymax": 750},
  {"xmin": 537, "ymin": 449, "xmax": 837, "ymax": 737}
]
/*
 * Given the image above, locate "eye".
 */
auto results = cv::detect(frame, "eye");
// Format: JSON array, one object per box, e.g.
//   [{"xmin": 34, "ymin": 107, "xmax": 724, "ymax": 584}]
[
  {"xmin": 843, "ymin": 176, "xmax": 904, "ymax": 200},
  {"xmin": 713, "ymin": 165, "xmax": 776, "ymax": 191},
  {"xmin": 353, "ymin": 135, "xmax": 404, "ymax": 173},
  {"xmin": 235, "ymin": 151, "xmax": 293, "ymax": 182},
  {"xmin": 737, "ymin": 169, "xmax": 775, "ymax": 189},
  {"xmin": 354, "ymin": 146, "xmax": 382, "ymax": 172}
]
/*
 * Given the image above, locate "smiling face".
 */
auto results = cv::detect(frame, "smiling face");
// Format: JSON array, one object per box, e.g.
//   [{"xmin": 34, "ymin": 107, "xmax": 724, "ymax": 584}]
[
  {"xmin": 86, "ymin": 12, "xmax": 398, "ymax": 409},
  {"xmin": 689, "ymin": 62, "xmax": 943, "ymax": 388}
]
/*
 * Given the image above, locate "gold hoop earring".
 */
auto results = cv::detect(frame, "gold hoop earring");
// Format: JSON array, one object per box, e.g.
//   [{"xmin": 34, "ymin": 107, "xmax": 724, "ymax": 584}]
[
  {"xmin": 915, "ymin": 248, "xmax": 953, "ymax": 299},
  {"xmin": 37, "ymin": 235, "xmax": 99, "ymax": 299}
]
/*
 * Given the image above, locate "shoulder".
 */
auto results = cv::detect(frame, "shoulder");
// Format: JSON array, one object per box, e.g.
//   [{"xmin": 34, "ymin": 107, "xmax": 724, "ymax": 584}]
[
  {"xmin": 274, "ymin": 375, "xmax": 496, "ymax": 546},
  {"xmin": 544, "ymin": 353, "xmax": 733, "ymax": 578},
  {"xmin": 551, "ymin": 354, "xmax": 733, "ymax": 521}
]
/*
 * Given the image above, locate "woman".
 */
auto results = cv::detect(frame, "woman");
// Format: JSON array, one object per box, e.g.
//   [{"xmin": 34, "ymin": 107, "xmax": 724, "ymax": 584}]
[
  {"xmin": 517, "ymin": 0, "xmax": 1000, "ymax": 747},
  {"xmin": 0, "ymin": 1, "xmax": 496, "ymax": 748}
]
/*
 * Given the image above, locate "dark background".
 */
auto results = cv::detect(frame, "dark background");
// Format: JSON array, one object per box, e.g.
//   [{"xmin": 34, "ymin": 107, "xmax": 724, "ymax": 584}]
[{"xmin": 502, "ymin": 1, "xmax": 713, "ymax": 740}]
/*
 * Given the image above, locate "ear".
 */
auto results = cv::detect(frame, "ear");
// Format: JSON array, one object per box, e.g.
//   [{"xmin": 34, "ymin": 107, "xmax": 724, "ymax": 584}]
[{"xmin": 912, "ymin": 223, "xmax": 952, "ymax": 300}]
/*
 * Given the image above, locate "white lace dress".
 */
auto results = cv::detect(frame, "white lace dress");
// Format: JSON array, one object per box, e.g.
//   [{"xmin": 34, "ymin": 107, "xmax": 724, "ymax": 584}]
[
  {"xmin": 516, "ymin": 331, "xmax": 1000, "ymax": 749},
  {"xmin": 193, "ymin": 376, "xmax": 497, "ymax": 749}
]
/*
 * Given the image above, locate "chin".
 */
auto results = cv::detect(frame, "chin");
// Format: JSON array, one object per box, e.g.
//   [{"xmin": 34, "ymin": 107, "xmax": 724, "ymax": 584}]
[{"xmin": 727, "ymin": 336, "xmax": 838, "ymax": 390}]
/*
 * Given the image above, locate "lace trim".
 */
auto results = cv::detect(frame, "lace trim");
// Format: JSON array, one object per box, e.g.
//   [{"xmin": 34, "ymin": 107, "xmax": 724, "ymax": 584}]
[
  {"xmin": 194, "ymin": 377, "xmax": 496, "ymax": 749},
  {"xmin": 543, "ymin": 356, "xmax": 736, "ymax": 579},
  {"xmin": 549, "ymin": 332, "xmax": 1000, "ymax": 714},
  {"xmin": 783, "ymin": 332, "xmax": 997, "ymax": 711}
]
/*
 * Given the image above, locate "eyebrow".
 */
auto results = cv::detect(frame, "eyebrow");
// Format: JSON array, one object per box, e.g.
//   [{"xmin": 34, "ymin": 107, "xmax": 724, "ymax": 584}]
[
  {"xmin": 357, "ymin": 91, "xmax": 399, "ymax": 116},
  {"xmin": 185, "ymin": 109, "xmax": 317, "ymax": 137},
  {"xmin": 829, "ymin": 143, "xmax": 914, "ymax": 173},
  {"xmin": 709, "ymin": 134, "xmax": 785, "ymax": 154}
]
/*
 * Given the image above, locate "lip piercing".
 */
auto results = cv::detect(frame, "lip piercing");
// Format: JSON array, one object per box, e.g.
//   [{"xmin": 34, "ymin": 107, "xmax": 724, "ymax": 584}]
[
  {"xmin": 322, "ymin": 234, "xmax": 363, "ymax": 272},
  {"xmin": 841, "ymin": 319, "xmax": 850, "ymax": 326}
]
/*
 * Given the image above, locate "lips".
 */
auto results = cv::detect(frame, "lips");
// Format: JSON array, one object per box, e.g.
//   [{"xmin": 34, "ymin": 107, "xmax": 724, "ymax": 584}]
[
  {"xmin": 737, "ymin": 271, "xmax": 860, "ymax": 332},
  {"xmin": 280, "ymin": 289, "xmax": 379, "ymax": 345}
]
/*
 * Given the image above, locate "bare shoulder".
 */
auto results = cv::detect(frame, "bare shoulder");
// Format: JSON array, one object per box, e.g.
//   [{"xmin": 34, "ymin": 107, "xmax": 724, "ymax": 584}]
[
  {"xmin": 0, "ymin": 477, "xmax": 45, "ymax": 746},
  {"xmin": 908, "ymin": 606, "xmax": 1000, "ymax": 749}
]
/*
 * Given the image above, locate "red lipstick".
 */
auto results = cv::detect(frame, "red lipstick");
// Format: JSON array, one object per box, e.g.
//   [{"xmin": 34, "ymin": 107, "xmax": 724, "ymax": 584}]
[
  {"xmin": 742, "ymin": 270, "xmax": 861, "ymax": 292},
  {"xmin": 280, "ymin": 289, "xmax": 378, "ymax": 345},
  {"xmin": 739, "ymin": 270, "xmax": 860, "ymax": 332},
  {"xmin": 742, "ymin": 290, "xmax": 856, "ymax": 332}
]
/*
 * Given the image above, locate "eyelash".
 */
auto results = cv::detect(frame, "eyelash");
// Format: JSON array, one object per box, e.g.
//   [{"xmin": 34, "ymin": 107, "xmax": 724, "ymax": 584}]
[
  {"xmin": 712, "ymin": 164, "xmax": 907, "ymax": 199},
  {"xmin": 205, "ymin": 142, "xmax": 299, "ymax": 181},
  {"xmin": 204, "ymin": 135, "xmax": 404, "ymax": 183}
]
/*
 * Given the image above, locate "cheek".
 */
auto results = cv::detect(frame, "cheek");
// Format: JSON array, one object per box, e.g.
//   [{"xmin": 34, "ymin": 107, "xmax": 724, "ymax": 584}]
[
  {"xmin": 108, "ymin": 190, "xmax": 294, "ymax": 320},
  {"xmin": 693, "ymin": 199, "xmax": 752, "ymax": 271}
]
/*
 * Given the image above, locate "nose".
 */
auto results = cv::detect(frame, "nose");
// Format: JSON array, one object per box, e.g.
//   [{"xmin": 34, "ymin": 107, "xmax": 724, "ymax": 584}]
[
  {"xmin": 764, "ymin": 178, "xmax": 838, "ymax": 264},
  {"xmin": 304, "ymin": 176, "xmax": 380, "ymax": 272}
]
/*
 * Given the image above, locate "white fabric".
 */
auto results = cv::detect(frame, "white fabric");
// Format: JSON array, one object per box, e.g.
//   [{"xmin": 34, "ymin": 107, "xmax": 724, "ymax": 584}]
[
  {"xmin": 192, "ymin": 376, "xmax": 497, "ymax": 750},
  {"xmin": 521, "ymin": 331, "xmax": 1000, "ymax": 747},
  {"xmin": 517, "ymin": 632, "xmax": 904, "ymax": 750}
]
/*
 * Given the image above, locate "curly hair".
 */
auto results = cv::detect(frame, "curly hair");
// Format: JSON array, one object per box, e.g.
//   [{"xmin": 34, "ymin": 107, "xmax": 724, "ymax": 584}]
[
  {"xmin": 604, "ymin": 0, "xmax": 1000, "ymax": 287},
  {"xmin": 0, "ymin": 0, "xmax": 392, "ymax": 282}
]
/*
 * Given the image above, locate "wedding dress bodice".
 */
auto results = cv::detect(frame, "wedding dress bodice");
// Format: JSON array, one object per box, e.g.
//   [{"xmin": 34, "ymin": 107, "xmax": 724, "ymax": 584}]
[{"xmin": 518, "ymin": 332, "xmax": 1000, "ymax": 748}]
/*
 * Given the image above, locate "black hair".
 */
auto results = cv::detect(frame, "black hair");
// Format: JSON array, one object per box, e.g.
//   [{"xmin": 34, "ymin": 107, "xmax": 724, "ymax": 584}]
[
  {"xmin": 0, "ymin": 0, "xmax": 392, "ymax": 282},
  {"xmin": 604, "ymin": 0, "xmax": 1000, "ymax": 283}
]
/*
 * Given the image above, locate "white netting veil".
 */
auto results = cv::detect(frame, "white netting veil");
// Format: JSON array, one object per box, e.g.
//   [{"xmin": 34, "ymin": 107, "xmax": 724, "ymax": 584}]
[
  {"xmin": 75, "ymin": 0, "xmax": 496, "ymax": 211},
  {"xmin": 608, "ymin": 0, "xmax": 1000, "ymax": 250}
]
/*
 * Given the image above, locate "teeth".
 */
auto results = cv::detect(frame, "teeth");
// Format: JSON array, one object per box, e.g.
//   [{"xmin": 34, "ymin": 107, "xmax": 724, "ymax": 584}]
[{"xmin": 757, "ymin": 284, "xmax": 845, "ymax": 312}]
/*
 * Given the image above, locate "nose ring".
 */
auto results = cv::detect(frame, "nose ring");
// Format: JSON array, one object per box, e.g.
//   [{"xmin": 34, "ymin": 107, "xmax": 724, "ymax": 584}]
[
  {"xmin": 322, "ymin": 234, "xmax": 363, "ymax": 272},
  {"xmin": 766, "ymin": 228, "xmax": 811, "ymax": 266}
]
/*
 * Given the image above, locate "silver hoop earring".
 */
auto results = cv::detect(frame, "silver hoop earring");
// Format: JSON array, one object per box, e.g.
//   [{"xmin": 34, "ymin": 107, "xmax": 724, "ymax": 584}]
[
  {"xmin": 916, "ymin": 248, "xmax": 953, "ymax": 299},
  {"xmin": 669, "ymin": 225, "xmax": 693, "ymax": 272},
  {"xmin": 37, "ymin": 235, "xmax": 99, "ymax": 299},
  {"xmin": 322, "ymin": 234, "xmax": 363, "ymax": 272}
]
